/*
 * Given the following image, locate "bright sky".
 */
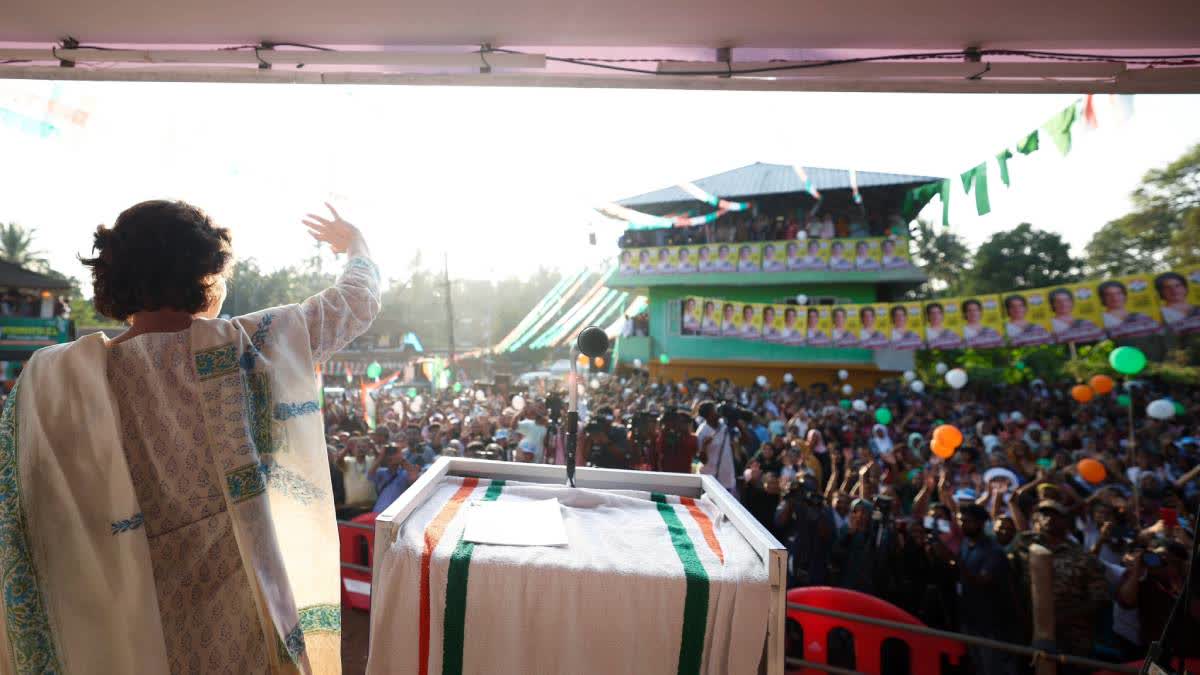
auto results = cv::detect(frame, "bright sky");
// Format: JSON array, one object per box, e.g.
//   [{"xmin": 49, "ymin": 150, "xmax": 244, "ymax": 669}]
[{"xmin": 0, "ymin": 80, "xmax": 1197, "ymax": 291}]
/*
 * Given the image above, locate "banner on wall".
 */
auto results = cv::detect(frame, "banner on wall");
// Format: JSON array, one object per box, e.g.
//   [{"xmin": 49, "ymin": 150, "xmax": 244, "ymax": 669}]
[
  {"xmin": 679, "ymin": 264, "xmax": 1199, "ymax": 350},
  {"xmin": 619, "ymin": 236, "xmax": 912, "ymax": 276}
]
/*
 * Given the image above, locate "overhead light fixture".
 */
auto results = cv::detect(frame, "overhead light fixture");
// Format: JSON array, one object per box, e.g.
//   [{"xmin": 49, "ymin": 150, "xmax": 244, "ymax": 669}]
[{"xmin": 0, "ymin": 47, "xmax": 546, "ymax": 71}]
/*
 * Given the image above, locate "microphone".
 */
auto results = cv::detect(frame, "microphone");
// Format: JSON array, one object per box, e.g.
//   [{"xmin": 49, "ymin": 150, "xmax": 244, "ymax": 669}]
[
  {"xmin": 577, "ymin": 326, "xmax": 610, "ymax": 359},
  {"xmin": 565, "ymin": 326, "xmax": 608, "ymax": 487}
]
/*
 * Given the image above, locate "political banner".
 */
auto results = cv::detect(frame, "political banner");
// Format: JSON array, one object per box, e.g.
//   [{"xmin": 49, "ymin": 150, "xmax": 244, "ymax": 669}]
[
  {"xmin": 923, "ymin": 300, "xmax": 965, "ymax": 349},
  {"xmin": 681, "ymin": 297, "xmax": 702, "ymax": 335},
  {"xmin": 761, "ymin": 241, "xmax": 788, "ymax": 273},
  {"xmin": 960, "ymin": 296, "xmax": 1006, "ymax": 349},
  {"xmin": 787, "ymin": 239, "xmax": 829, "ymax": 271},
  {"xmin": 1047, "ymin": 283, "xmax": 1105, "ymax": 344},
  {"xmin": 805, "ymin": 306, "xmax": 833, "ymax": 347},
  {"xmin": 617, "ymin": 236, "xmax": 911, "ymax": 276},
  {"xmin": 674, "ymin": 245, "xmax": 699, "ymax": 274},
  {"xmin": 698, "ymin": 243, "xmax": 737, "ymax": 273},
  {"xmin": 826, "ymin": 239, "xmax": 854, "ymax": 272},
  {"xmin": 880, "ymin": 237, "xmax": 914, "ymax": 270},
  {"xmin": 851, "ymin": 239, "xmax": 883, "ymax": 271},
  {"xmin": 829, "ymin": 305, "xmax": 861, "ymax": 348},
  {"xmin": 857, "ymin": 304, "xmax": 891, "ymax": 349},
  {"xmin": 1098, "ymin": 274, "xmax": 1161, "ymax": 339},
  {"xmin": 734, "ymin": 243, "xmax": 762, "ymax": 273},
  {"xmin": 887, "ymin": 302, "xmax": 925, "ymax": 350},
  {"xmin": 1000, "ymin": 290, "xmax": 1054, "ymax": 347},
  {"xmin": 698, "ymin": 298, "xmax": 722, "ymax": 336},
  {"xmin": 1152, "ymin": 268, "xmax": 1200, "ymax": 335}
]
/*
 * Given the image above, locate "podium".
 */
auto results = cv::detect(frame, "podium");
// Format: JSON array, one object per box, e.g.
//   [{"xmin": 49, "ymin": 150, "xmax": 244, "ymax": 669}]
[{"xmin": 372, "ymin": 454, "xmax": 787, "ymax": 667}]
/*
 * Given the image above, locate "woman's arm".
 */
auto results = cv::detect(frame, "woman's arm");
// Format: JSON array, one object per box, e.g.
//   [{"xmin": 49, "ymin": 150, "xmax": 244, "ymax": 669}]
[{"xmin": 300, "ymin": 204, "xmax": 382, "ymax": 363}]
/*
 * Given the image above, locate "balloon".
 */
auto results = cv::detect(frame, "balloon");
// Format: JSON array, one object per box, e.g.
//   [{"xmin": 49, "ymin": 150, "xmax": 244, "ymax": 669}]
[
  {"xmin": 1077, "ymin": 458, "xmax": 1107, "ymax": 485},
  {"xmin": 756, "ymin": 375, "xmax": 768, "ymax": 387},
  {"xmin": 852, "ymin": 399, "xmax": 868, "ymax": 412},
  {"xmin": 783, "ymin": 373, "xmax": 794, "ymax": 384},
  {"xmin": 659, "ymin": 354, "xmax": 670, "ymax": 365},
  {"xmin": 410, "ymin": 397, "xmax": 424, "ymax": 414},
  {"xmin": 594, "ymin": 356, "xmax": 605, "ymax": 368},
  {"xmin": 837, "ymin": 369, "xmax": 849, "ymax": 381},
  {"xmin": 1089, "ymin": 374, "xmax": 1114, "ymax": 395},
  {"xmin": 633, "ymin": 358, "xmax": 643, "ymax": 369},
  {"xmin": 875, "ymin": 408, "xmax": 893, "ymax": 425},
  {"xmin": 366, "ymin": 361, "xmax": 382, "ymax": 380},
  {"xmin": 933, "ymin": 424, "xmax": 964, "ymax": 449},
  {"xmin": 576, "ymin": 354, "xmax": 589, "ymax": 368},
  {"xmin": 1116, "ymin": 393, "xmax": 1130, "ymax": 407},
  {"xmin": 452, "ymin": 382, "xmax": 463, "ymax": 393},
  {"xmin": 931, "ymin": 438, "xmax": 956, "ymax": 459},
  {"xmin": 839, "ymin": 399, "xmax": 851, "ymax": 410},
  {"xmin": 903, "ymin": 370, "xmax": 916, "ymax": 382},
  {"xmin": 1014, "ymin": 361, "xmax": 1026, "ymax": 371},
  {"xmin": 796, "ymin": 294, "xmax": 808, "ymax": 305},
  {"xmin": 698, "ymin": 382, "xmax": 710, "ymax": 392},
  {"xmin": 590, "ymin": 379, "xmax": 600, "ymax": 390},
  {"xmin": 1071, "ymin": 384, "xmax": 1095, "ymax": 403},
  {"xmin": 476, "ymin": 390, "xmax": 487, "ymax": 402},
  {"xmin": 623, "ymin": 387, "xmax": 633, "ymax": 398},
  {"xmin": 911, "ymin": 380, "xmax": 926, "ymax": 394},
  {"xmin": 407, "ymin": 387, "xmax": 418, "ymax": 398},
  {"xmin": 511, "ymin": 394, "xmax": 526, "ymax": 411},
  {"xmin": 1174, "ymin": 401, "xmax": 1186, "ymax": 416},
  {"xmin": 1109, "ymin": 346, "xmax": 1147, "ymax": 375},
  {"xmin": 945, "ymin": 368, "xmax": 968, "ymax": 390},
  {"xmin": 935, "ymin": 362, "xmax": 948, "ymax": 375},
  {"xmin": 842, "ymin": 384, "xmax": 853, "ymax": 396},
  {"xmin": 1147, "ymin": 399, "xmax": 1176, "ymax": 420}
]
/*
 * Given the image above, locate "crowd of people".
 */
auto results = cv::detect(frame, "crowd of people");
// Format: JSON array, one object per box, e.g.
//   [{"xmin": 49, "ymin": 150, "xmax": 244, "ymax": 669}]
[
  {"xmin": 617, "ymin": 209, "xmax": 909, "ymax": 249},
  {"xmin": 324, "ymin": 369, "xmax": 1199, "ymax": 671}
]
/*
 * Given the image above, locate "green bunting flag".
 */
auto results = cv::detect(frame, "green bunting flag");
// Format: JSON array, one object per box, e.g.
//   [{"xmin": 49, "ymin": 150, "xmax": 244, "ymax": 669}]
[
  {"xmin": 1043, "ymin": 103, "xmax": 1078, "ymax": 156},
  {"xmin": 960, "ymin": 163, "xmax": 991, "ymax": 216},
  {"xmin": 939, "ymin": 179, "xmax": 951, "ymax": 227},
  {"xmin": 996, "ymin": 149, "xmax": 1013, "ymax": 187},
  {"xmin": 1017, "ymin": 130, "xmax": 1040, "ymax": 155}
]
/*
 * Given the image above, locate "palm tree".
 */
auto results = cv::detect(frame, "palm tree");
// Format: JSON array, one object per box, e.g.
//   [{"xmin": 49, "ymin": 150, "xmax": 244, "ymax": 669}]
[
  {"xmin": 0, "ymin": 222, "xmax": 49, "ymax": 272},
  {"xmin": 909, "ymin": 219, "xmax": 971, "ymax": 296}
]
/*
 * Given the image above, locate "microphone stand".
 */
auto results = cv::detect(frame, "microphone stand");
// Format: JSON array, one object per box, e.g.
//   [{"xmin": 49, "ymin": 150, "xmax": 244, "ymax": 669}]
[{"xmin": 565, "ymin": 345, "xmax": 580, "ymax": 487}]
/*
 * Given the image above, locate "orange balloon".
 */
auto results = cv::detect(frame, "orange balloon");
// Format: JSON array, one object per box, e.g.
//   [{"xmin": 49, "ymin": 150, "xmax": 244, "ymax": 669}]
[
  {"xmin": 1089, "ymin": 374, "xmax": 1115, "ymax": 395},
  {"xmin": 933, "ymin": 424, "xmax": 963, "ymax": 449},
  {"xmin": 594, "ymin": 356, "xmax": 605, "ymax": 368},
  {"xmin": 1078, "ymin": 458, "xmax": 1107, "ymax": 484},
  {"xmin": 931, "ymin": 437, "xmax": 956, "ymax": 459},
  {"xmin": 576, "ymin": 354, "xmax": 589, "ymax": 367},
  {"xmin": 1071, "ymin": 384, "xmax": 1095, "ymax": 403}
]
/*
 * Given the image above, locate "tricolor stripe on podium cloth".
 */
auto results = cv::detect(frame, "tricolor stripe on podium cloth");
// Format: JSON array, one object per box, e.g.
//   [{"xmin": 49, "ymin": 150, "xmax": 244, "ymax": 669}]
[{"xmin": 368, "ymin": 477, "xmax": 769, "ymax": 675}]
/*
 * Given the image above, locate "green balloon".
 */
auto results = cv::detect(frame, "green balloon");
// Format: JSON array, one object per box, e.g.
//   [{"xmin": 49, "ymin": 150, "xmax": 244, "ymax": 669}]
[
  {"xmin": 1174, "ymin": 401, "xmax": 1186, "ymax": 416},
  {"xmin": 453, "ymin": 382, "xmax": 463, "ymax": 393},
  {"xmin": 875, "ymin": 408, "xmax": 893, "ymax": 424},
  {"xmin": 1109, "ymin": 346, "xmax": 1147, "ymax": 375},
  {"xmin": 659, "ymin": 354, "xmax": 670, "ymax": 365},
  {"xmin": 1117, "ymin": 394, "xmax": 1131, "ymax": 408},
  {"xmin": 1014, "ymin": 361, "xmax": 1026, "ymax": 370},
  {"xmin": 839, "ymin": 399, "xmax": 851, "ymax": 410},
  {"xmin": 407, "ymin": 387, "xmax": 418, "ymax": 398},
  {"xmin": 366, "ymin": 361, "xmax": 383, "ymax": 380}
]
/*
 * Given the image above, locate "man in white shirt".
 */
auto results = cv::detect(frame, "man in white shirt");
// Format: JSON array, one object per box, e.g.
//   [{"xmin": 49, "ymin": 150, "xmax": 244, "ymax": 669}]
[{"xmin": 696, "ymin": 401, "xmax": 736, "ymax": 491}]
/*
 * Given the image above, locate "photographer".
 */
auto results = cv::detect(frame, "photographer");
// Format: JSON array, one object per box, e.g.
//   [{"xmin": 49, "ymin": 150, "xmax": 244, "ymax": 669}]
[
  {"xmin": 654, "ymin": 408, "xmax": 698, "ymax": 473},
  {"xmin": 697, "ymin": 401, "xmax": 736, "ymax": 492},
  {"xmin": 369, "ymin": 442, "xmax": 419, "ymax": 513},
  {"xmin": 775, "ymin": 472, "xmax": 835, "ymax": 587},
  {"xmin": 582, "ymin": 416, "xmax": 634, "ymax": 470}
]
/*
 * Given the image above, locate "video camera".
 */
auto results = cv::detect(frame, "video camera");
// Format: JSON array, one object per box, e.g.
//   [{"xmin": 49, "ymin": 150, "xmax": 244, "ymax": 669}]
[{"xmin": 718, "ymin": 401, "xmax": 753, "ymax": 428}]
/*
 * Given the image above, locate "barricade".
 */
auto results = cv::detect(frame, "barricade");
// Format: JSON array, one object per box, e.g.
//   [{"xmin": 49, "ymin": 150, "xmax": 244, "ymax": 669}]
[{"xmin": 338, "ymin": 512, "xmax": 377, "ymax": 612}]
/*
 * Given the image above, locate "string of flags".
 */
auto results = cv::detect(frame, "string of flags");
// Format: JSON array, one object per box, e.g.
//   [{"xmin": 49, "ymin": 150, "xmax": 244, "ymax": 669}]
[
  {"xmin": 596, "ymin": 182, "xmax": 750, "ymax": 230},
  {"xmin": 901, "ymin": 94, "xmax": 1135, "ymax": 226}
]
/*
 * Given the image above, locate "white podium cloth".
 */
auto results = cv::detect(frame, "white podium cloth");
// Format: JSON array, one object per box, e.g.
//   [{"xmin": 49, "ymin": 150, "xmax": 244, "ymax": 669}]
[{"xmin": 368, "ymin": 476, "xmax": 769, "ymax": 675}]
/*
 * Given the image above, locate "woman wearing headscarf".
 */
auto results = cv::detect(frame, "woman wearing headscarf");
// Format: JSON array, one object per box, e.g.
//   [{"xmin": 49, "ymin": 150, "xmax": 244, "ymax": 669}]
[
  {"xmin": 0, "ymin": 201, "xmax": 380, "ymax": 674},
  {"xmin": 869, "ymin": 423, "xmax": 894, "ymax": 456}
]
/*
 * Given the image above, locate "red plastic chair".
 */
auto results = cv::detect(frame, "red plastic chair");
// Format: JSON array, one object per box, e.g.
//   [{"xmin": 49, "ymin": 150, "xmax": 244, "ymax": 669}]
[
  {"xmin": 338, "ymin": 511, "xmax": 378, "ymax": 612},
  {"xmin": 786, "ymin": 586, "xmax": 965, "ymax": 674}
]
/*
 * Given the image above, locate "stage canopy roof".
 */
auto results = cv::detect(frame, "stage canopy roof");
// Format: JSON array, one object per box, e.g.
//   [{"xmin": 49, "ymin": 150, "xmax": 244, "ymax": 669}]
[{"xmin": 2, "ymin": 0, "xmax": 1199, "ymax": 93}]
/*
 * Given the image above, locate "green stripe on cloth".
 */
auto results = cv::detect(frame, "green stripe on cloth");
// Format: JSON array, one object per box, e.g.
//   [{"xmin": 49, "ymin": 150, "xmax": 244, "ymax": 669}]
[
  {"xmin": 442, "ymin": 480, "xmax": 506, "ymax": 675},
  {"xmin": 651, "ymin": 492, "xmax": 710, "ymax": 675}
]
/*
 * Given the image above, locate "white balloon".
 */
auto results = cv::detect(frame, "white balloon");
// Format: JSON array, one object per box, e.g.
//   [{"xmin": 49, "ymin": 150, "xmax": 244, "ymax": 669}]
[
  {"xmin": 699, "ymin": 382, "xmax": 710, "ymax": 393},
  {"xmin": 392, "ymin": 401, "xmax": 405, "ymax": 415},
  {"xmin": 623, "ymin": 388, "xmax": 633, "ymax": 398},
  {"xmin": 633, "ymin": 358, "xmax": 643, "ymax": 369},
  {"xmin": 756, "ymin": 375, "xmax": 768, "ymax": 387},
  {"xmin": 945, "ymin": 368, "xmax": 968, "ymax": 390},
  {"xmin": 852, "ymin": 399, "xmax": 868, "ymax": 412},
  {"xmin": 842, "ymin": 384, "xmax": 853, "ymax": 396},
  {"xmin": 475, "ymin": 390, "xmax": 487, "ymax": 402},
  {"xmin": 1147, "ymin": 399, "xmax": 1176, "ymax": 420},
  {"xmin": 511, "ymin": 394, "xmax": 526, "ymax": 411},
  {"xmin": 783, "ymin": 372, "xmax": 795, "ymax": 384},
  {"xmin": 1009, "ymin": 411, "xmax": 1024, "ymax": 423},
  {"xmin": 837, "ymin": 369, "xmax": 849, "ymax": 381},
  {"xmin": 796, "ymin": 230, "xmax": 807, "ymax": 241},
  {"xmin": 935, "ymin": 362, "xmax": 949, "ymax": 375},
  {"xmin": 796, "ymin": 294, "xmax": 809, "ymax": 305},
  {"xmin": 903, "ymin": 370, "xmax": 916, "ymax": 382},
  {"xmin": 590, "ymin": 379, "xmax": 600, "ymax": 390},
  {"xmin": 911, "ymin": 380, "xmax": 926, "ymax": 394}
]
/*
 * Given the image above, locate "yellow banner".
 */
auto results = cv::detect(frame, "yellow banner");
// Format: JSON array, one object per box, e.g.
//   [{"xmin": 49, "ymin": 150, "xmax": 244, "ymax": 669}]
[
  {"xmin": 786, "ymin": 239, "xmax": 829, "ymax": 271},
  {"xmin": 1153, "ymin": 267, "xmax": 1200, "ymax": 335},
  {"xmin": 734, "ymin": 243, "xmax": 762, "ymax": 273},
  {"xmin": 681, "ymin": 296, "xmax": 702, "ymax": 335},
  {"xmin": 887, "ymin": 302, "xmax": 925, "ymax": 350},
  {"xmin": 805, "ymin": 306, "xmax": 833, "ymax": 347},
  {"xmin": 923, "ymin": 300, "xmax": 965, "ymax": 349},
  {"xmin": 1046, "ymin": 282, "xmax": 1105, "ymax": 344},
  {"xmin": 1000, "ymin": 290, "xmax": 1055, "ymax": 347},
  {"xmin": 1097, "ymin": 273, "xmax": 1161, "ymax": 339},
  {"xmin": 959, "ymin": 296, "xmax": 1006, "ymax": 348}
]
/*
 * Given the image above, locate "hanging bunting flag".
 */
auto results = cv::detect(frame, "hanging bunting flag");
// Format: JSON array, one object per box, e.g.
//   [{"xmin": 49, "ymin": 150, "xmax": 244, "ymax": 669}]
[
  {"xmin": 961, "ymin": 163, "xmax": 991, "ymax": 216},
  {"xmin": 677, "ymin": 182, "xmax": 751, "ymax": 211},
  {"xmin": 1083, "ymin": 94, "xmax": 1099, "ymax": 129},
  {"xmin": 939, "ymin": 179, "xmax": 951, "ymax": 227},
  {"xmin": 849, "ymin": 169, "xmax": 863, "ymax": 204},
  {"xmin": 1042, "ymin": 102, "xmax": 1078, "ymax": 156},
  {"xmin": 900, "ymin": 180, "xmax": 944, "ymax": 224},
  {"xmin": 597, "ymin": 202, "xmax": 728, "ymax": 230},
  {"xmin": 1017, "ymin": 130, "xmax": 1040, "ymax": 155},
  {"xmin": 996, "ymin": 149, "xmax": 1013, "ymax": 187},
  {"xmin": 792, "ymin": 165, "xmax": 821, "ymax": 199}
]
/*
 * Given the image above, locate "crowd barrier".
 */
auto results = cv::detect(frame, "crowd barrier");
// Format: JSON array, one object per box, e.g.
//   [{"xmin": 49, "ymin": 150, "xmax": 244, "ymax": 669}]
[{"xmin": 338, "ymin": 513, "xmax": 377, "ymax": 612}]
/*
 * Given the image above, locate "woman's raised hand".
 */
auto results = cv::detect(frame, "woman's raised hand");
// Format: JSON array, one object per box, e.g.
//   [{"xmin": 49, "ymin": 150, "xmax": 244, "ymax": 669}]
[{"xmin": 303, "ymin": 203, "xmax": 364, "ymax": 255}]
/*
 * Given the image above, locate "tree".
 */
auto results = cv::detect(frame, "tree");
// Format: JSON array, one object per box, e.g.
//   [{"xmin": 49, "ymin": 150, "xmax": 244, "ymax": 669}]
[
  {"xmin": 1085, "ymin": 142, "xmax": 1200, "ymax": 274},
  {"xmin": 908, "ymin": 219, "xmax": 972, "ymax": 296},
  {"xmin": 965, "ymin": 223, "xmax": 1082, "ymax": 294},
  {"xmin": 0, "ymin": 222, "xmax": 48, "ymax": 272}
]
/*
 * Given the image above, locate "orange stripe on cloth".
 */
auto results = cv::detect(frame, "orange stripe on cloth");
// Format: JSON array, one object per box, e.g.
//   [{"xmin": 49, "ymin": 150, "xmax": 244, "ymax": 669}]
[
  {"xmin": 679, "ymin": 496, "xmax": 724, "ymax": 564},
  {"xmin": 419, "ymin": 477, "xmax": 480, "ymax": 675}
]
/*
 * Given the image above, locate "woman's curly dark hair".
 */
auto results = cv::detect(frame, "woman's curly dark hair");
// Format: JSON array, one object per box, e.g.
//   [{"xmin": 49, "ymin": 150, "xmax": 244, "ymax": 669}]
[{"xmin": 80, "ymin": 200, "xmax": 233, "ymax": 321}]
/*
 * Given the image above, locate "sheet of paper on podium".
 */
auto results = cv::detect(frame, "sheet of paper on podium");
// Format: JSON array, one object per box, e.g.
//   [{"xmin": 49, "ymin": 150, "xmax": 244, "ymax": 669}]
[{"xmin": 462, "ymin": 498, "xmax": 568, "ymax": 547}]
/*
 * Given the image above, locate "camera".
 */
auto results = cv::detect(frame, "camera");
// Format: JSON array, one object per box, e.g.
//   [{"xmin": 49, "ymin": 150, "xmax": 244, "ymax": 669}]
[
  {"xmin": 718, "ymin": 402, "xmax": 753, "ymax": 427},
  {"xmin": 546, "ymin": 392, "xmax": 564, "ymax": 427}
]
